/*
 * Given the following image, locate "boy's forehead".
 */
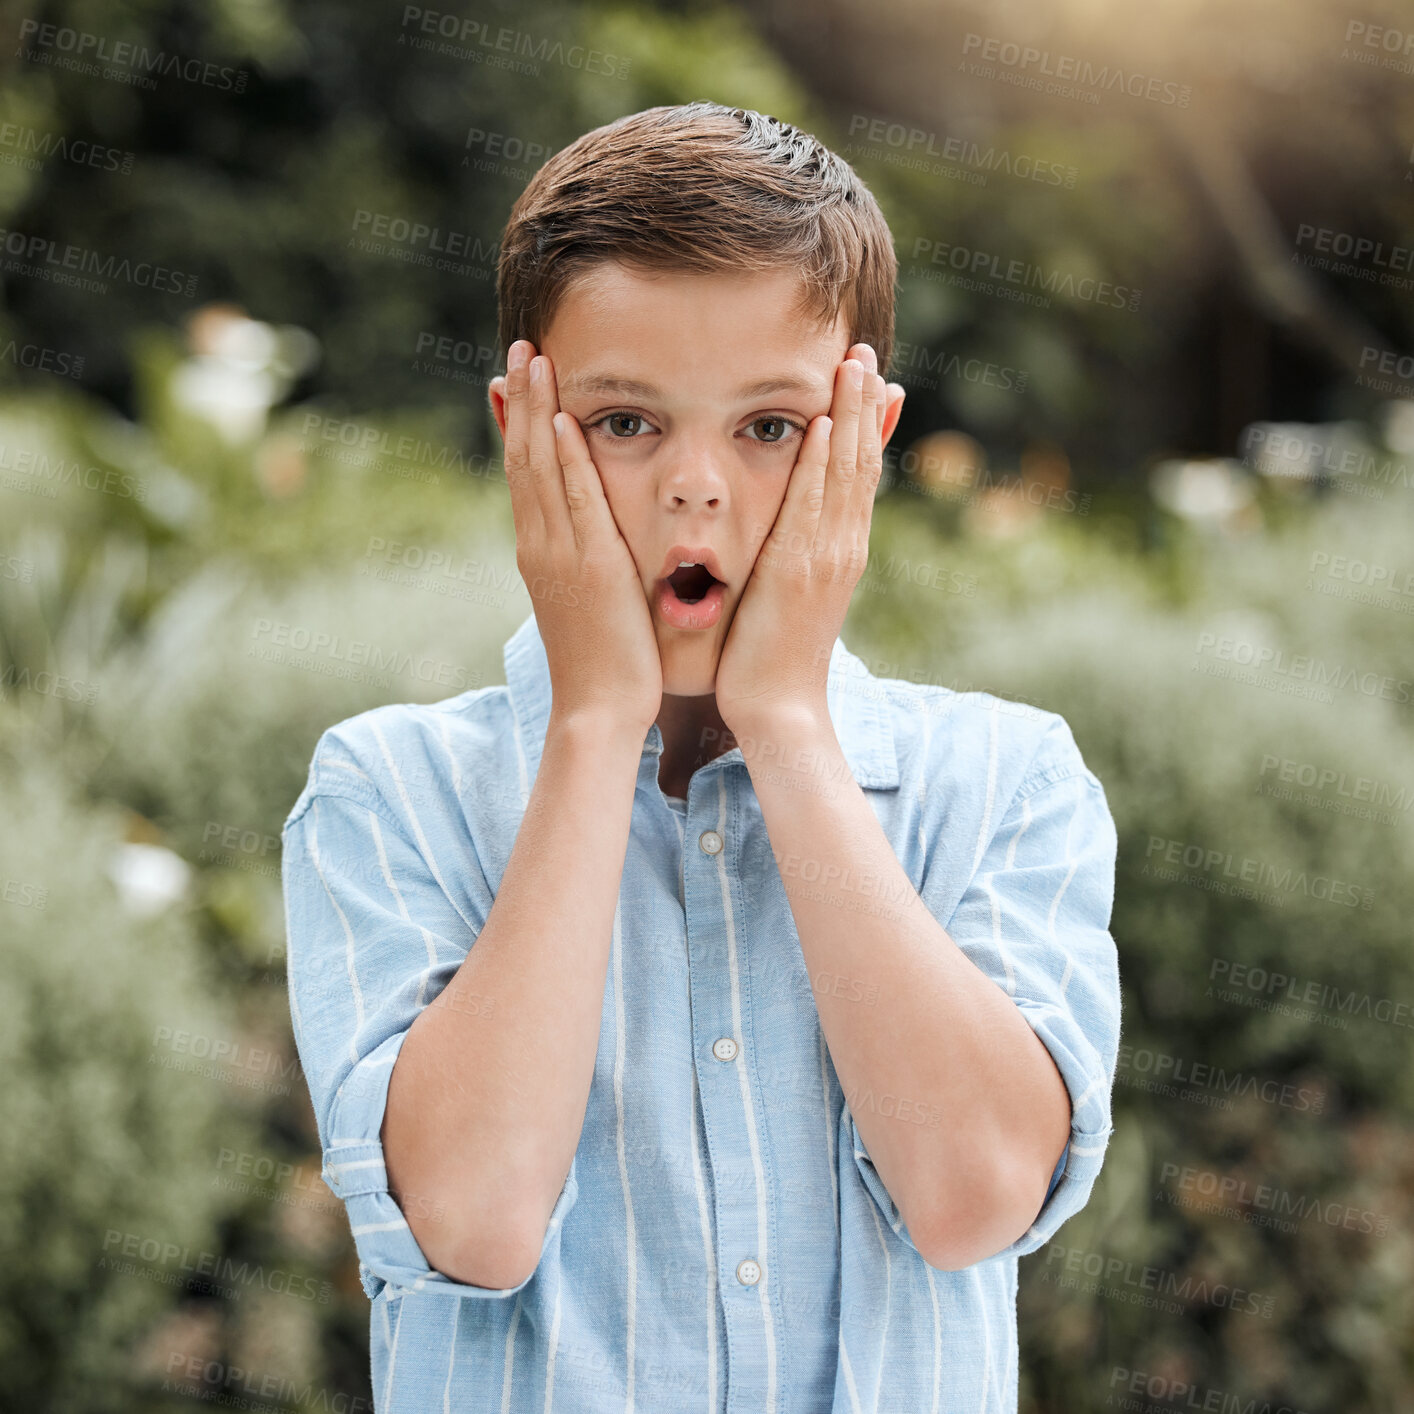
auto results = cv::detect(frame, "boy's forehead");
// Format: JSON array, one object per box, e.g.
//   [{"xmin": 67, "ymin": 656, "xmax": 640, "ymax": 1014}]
[{"xmin": 546, "ymin": 261, "xmax": 852, "ymax": 397}]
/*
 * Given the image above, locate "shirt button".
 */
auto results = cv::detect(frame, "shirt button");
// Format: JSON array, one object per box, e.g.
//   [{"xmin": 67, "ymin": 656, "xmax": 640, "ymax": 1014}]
[
  {"xmin": 698, "ymin": 830, "xmax": 723, "ymax": 855},
  {"xmin": 736, "ymin": 1257, "xmax": 762, "ymax": 1286},
  {"xmin": 712, "ymin": 1036, "xmax": 739, "ymax": 1062}
]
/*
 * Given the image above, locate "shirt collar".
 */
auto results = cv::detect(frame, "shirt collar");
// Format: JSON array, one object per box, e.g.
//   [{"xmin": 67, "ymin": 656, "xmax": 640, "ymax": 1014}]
[{"xmin": 502, "ymin": 610, "xmax": 899, "ymax": 791}]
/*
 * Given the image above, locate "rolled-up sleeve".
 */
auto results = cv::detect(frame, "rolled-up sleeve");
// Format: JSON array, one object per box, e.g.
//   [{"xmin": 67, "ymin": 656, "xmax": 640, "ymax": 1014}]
[
  {"xmin": 941, "ymin": 720, "xmax": 1121, "ymax": 1260},
  {"xmin": 281, "ymin": 739, "xmax": 578, "ymax": 1302},
  {"xmin": 849, "ymin": 714, "xmax": 1120, "ymax": 1266}
]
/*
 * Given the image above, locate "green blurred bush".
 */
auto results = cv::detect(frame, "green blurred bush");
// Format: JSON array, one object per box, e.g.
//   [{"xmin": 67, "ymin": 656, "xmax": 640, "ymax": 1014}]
[{"xmin": 2, "ymin": 350, "xmax": 1412, "ymax": 1408}]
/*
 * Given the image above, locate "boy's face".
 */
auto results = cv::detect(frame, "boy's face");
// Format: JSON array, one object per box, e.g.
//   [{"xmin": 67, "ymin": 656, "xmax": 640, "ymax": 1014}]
[{"xmin": 492, "ymin": 262, "xmax": 904, "ymax": 697}]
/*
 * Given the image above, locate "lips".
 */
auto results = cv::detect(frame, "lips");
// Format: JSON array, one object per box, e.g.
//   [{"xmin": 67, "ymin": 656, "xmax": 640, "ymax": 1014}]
[{"xmin": 657, "ymin": 545, "xmax": 728, "ymax": 604}]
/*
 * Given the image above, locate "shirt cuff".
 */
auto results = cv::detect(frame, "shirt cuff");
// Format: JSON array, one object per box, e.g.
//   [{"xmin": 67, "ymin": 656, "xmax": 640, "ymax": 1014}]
[
  {"xmin": 983, "ymin": 995, "xmax": 1114, "ymax": 1261},
  {"xmin": 322, "ymin": 1030, "xmax": 579, "ymax": 1301}
]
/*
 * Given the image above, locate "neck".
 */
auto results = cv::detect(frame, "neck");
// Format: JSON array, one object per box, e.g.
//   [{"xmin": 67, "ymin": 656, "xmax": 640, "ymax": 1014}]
[{"xmin": 654, "ymin": 693, "xmax": 736, "ymax": 798}]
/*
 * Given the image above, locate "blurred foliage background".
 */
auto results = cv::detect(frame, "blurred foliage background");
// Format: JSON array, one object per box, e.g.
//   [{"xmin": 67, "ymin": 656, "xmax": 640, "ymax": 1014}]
[{"xmin": 1, "ymin": 0, "xmax": 1412, "ymax": 1409}]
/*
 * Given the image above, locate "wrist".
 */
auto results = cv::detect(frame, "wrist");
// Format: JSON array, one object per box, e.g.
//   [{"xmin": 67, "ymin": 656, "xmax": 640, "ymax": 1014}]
[
  {"xmin": 722, "ymin": 699, "xmax": 833, "ymax": 754},
  {"xmin": 547, "ymin": 706, "xmax": 654, "ymax": 756}
]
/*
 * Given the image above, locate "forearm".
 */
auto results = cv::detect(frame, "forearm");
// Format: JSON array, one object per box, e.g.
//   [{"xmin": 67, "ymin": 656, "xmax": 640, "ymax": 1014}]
[
  {"xmin": 738, "ymin": 706, "xmax": 1072, "ymax": 1269},
  {"xmin": 381, "ymin": 710, "xmax": 644, "ymax": 1285}
]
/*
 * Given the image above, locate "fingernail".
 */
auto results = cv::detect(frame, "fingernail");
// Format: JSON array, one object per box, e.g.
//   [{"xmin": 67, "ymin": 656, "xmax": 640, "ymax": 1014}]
[
  {"xmin": 849, "ymin": 361, "xmax": 864, "ymax": 387},
  {"xmin": 530, "ymin": 357, "xmax": 543, "ymax": 385}
]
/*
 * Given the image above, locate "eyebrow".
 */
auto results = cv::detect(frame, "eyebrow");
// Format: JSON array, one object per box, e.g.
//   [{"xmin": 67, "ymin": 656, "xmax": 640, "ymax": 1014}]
[{"xmin": 556, "ymin": 372, "xmax": 825, "ymax": 401}]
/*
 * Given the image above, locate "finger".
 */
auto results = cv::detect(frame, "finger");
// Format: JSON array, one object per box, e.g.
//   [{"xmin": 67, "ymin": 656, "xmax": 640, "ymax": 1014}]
[
  {"xmin": 767, "ymin": 413, "xmax": 832, "ymax": 574},
  {"xmin": 549, "ymin": 400, "xmax": 620, "ymax": 554},
  {"xmin": 849, "ymin": 344, "xmax": 883, "ymax": 440},
  {"xmin": 525, "ymin": 351, "xmax": 576, "ymax": 546},
  {"xmin": 848, "ymin": 337, "xmax": 882, "ymax": 452},
  {"xmin": 856, "ymin": 371, "xmax": 884, "ymax": 504},
  {"xmin": 825, "ymin": 367, "xmax": 881, "ymax": 569},
  {"xmin": 502, "ymin": 339, "xmax": 559, "ymax": 543},
  {"xmin": 817, "ymin": 355, "xmax": 866, "ymax": 554}
]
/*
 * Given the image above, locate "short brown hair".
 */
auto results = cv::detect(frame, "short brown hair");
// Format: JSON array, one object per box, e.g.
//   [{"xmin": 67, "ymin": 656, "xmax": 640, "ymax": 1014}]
[{"xmin": 496, "ymin": 101, "xmax": 898, "ymax": 377}]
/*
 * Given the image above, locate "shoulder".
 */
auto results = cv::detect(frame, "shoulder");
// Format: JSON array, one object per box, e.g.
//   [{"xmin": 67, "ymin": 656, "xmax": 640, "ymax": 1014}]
[
  {"xmin": 282, "ymin": 685, "xmax": 520, "ymax": 833},
  {"xmin": 874, "ymin": 670, "xmax": 1101, "ymax": 809}
]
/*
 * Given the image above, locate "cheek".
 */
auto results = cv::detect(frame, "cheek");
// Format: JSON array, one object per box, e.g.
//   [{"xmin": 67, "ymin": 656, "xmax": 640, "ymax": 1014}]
[
  {"xmin": 747, "ymin": 486, "xmax": 790, "ymax": 554},
  {"xmin": 593, "ymin": 472, "xmax": 654, "ymax": 577}
]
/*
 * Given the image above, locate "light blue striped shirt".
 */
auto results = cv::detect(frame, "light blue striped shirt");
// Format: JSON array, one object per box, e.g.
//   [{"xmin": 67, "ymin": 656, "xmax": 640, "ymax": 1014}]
[{"xmin": 281, "ymin": 609, "xmax": 1121, "ymax": 1413}]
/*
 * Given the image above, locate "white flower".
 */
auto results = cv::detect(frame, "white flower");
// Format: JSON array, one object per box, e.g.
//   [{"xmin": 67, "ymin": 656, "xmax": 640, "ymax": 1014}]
[{"xmin": 108, "ymin": 842, "xmax": 192, "ymax": 917}]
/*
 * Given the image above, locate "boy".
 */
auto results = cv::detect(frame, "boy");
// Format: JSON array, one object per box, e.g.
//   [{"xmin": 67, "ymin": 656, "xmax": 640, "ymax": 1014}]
[{"xmin": 282, "ymin": 101, "xmax": 1121, "ymax": 1413}]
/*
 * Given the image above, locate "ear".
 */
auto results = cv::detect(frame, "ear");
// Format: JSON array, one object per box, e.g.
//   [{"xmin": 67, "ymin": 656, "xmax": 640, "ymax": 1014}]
[
  {"xmin": 488, "ymin": 375, "xmax": 509, "ymax": 442},
  {"xmin": 880, "ymin": 382, "xmax": 906, "ymax": 450}
]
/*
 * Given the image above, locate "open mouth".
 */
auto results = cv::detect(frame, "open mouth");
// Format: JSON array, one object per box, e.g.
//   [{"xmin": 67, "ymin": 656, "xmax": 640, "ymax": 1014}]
[{"xmin": 665, "ymin": 562, "xmax": 723, "ymax": 604}]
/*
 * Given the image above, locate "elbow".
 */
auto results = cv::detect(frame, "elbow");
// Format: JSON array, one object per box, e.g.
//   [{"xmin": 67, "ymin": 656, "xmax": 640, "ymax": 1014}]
[
  {"xmin": 420, "ymin": 1210, "xmax": 546, "ymax": 1290},
  {"xmin": 442, "ymin": 1232, "xmax": 543, "ymax": 1291},
  {"xmin": 913, "ymin": 1157, "xmax": 1050, "ymax": 1272},
  {"xmin": 391, "ymin": 1164, "xmax": 550, "ymax": 1290}
]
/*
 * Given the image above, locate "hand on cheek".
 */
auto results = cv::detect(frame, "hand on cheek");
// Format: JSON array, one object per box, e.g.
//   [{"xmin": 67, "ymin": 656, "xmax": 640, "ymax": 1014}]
[{"xmin": 714, "ymin": 344, "xmax": 901, "ymax": 737}]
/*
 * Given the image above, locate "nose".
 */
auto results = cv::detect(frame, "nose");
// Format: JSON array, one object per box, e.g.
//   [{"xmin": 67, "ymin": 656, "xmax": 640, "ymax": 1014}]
[{"xmin": 658, "ymin": 434, "xmax": 729, "ymax": 511}]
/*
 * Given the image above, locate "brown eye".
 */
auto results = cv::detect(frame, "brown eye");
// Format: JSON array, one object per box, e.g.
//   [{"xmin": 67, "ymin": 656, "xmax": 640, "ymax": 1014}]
[
  {"xmin": 744, "ymin": 415, "xmax": 804, "ymax": 446},
  {"xmin": 602, "ymin": 410, "xmax": 647, "ymax": 435}
]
